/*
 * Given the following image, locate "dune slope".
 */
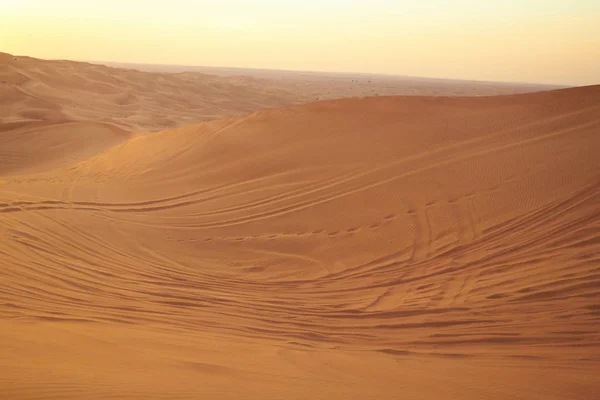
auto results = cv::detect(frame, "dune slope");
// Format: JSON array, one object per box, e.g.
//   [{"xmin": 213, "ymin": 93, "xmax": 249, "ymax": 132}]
[
  {"xmin": 0, "ymin": 120, "xmax": 132, "ymax": 176},
  {"xmin": 0, "ymin": 86, "xmax": 599, "ymax": 399}
]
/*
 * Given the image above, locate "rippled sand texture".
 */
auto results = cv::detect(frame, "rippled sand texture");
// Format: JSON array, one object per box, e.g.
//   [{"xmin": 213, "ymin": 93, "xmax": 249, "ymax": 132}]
[{"xmin": 1, "ymin": 67, "xmax": 599, "ymax": 398}]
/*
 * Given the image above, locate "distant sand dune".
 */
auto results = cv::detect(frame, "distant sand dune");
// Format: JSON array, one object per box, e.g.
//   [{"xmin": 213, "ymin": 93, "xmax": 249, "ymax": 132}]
[
  {"xmin": 2, "ymin": 52, "xmax": 562, "ymax": 133},
  {"xmin": 0, "ymin": 54, "xmax": 598, "ymax": 399},
  {"xmin": 0, "ymin": 52, "xmax": 308, "ymax": 132}
]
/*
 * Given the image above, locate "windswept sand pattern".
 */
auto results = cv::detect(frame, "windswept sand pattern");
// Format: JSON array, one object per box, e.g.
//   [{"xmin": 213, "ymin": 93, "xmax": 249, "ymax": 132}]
[
  {"xmin": 1, "ymin": 86, "xmax": 599, "ymax": 399},
  {"xmin": 1, "ymin": 51, "xmax": 561, "ymax": 133},
  {"xmin": 0, "ymin": 52, "xmax": 309, "ymax": 132}
]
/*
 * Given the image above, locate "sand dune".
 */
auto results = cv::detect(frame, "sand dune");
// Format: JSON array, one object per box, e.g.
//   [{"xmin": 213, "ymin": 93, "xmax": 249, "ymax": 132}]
[
  {"xmin": 106, "ymin": 61, "xmax": 565, "ymax": 101},
  {"xmin": 2, "ymin": 52, "xmax": 561, "ymax": 135},
  {"xmin": 1, "ymin": 84, "xmax": 599, "ymax": 399},
  {"xmin": 0, "ymin": 120, "xmax": 132, "ymax": 176},
  {"xmin": 1, "ymin": 52, "xmax": 308, "ymax": 132}
]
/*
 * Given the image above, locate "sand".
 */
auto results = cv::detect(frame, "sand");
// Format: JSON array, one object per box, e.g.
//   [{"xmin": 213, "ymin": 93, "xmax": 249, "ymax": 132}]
[
  {"xmin": 104, "ymin": 61, "xmax": 565, "ymax": 100},
  {"xmin": 0, "ymin": 52, "xmax": 308, "ymax": 132},
  {"xmin": 0, "ymin": 53, "xmax": 599, "ymax": 399},
  {"xmin": 1, "ymin": 51, "xmax": 560, "ymax": 134}
]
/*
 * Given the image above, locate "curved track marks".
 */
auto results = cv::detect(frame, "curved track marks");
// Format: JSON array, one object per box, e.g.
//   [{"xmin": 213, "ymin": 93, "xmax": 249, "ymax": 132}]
[{"xmin": 1, "ymin": 86, "xmax": 600, "ymax": 399}]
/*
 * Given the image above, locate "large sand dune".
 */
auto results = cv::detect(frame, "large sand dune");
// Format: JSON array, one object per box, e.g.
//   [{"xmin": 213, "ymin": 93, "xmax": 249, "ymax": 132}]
[
  {"xmin": 2, "ymin": 52, "xmax": 560, "ymax": 134},
  {"xmin": 1, "ymin": 79, "xmax": 599, "ymax": 398}
]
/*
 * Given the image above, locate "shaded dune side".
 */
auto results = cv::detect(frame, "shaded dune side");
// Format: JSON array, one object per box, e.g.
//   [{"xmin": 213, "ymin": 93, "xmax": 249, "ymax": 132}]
[
  {"xmin": 0, "ymin": 86, "xmax": 599, "ymax": 399},
  {"xmin": 0, "ymin": 121, "xmax": 133, "ymax": 176}
]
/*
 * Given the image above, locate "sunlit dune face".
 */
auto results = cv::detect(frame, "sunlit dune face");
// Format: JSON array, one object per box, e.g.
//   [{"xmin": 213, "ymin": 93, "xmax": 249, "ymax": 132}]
[
  {"xmin": 1, "ymin": 79, "xmax": 599, "ymax": 398},
  {"xmin": 0, "ymin": 2, "xmax": 599, "ymax": 399}
]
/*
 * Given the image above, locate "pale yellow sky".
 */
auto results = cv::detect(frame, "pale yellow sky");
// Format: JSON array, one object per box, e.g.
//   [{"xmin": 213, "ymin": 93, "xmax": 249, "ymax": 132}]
[{"xmin": 1, "ymin": 0, "xmax": 599, "ymax": 85}]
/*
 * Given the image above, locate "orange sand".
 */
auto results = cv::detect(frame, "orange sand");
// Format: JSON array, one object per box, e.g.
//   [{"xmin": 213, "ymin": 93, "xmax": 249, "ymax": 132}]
[
  {"xmin": 0, "ymin": 52, "xmax": 306, "ymax": 132},
  {"xmin": 1, "ymin": 53, "xmax": 599, "ymax": 399},
  {"xmin": 2, "ymin": 52, "xmax": 559, "ymax": 133}
]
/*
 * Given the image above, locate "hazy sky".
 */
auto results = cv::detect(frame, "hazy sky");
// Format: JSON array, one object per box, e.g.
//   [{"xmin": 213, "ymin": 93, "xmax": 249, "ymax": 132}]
[{"xmin": 1, "ymin": 0, "xmax": 599, "ymax": 85}]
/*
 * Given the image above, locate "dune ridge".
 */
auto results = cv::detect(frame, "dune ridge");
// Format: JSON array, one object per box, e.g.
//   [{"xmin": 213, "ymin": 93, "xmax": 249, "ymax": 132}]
[
  {"xmin": 105, "ymin": 60, "xmax": 565, "ymax": 100},
  {"xmin": 0, "ymin": 52, "xmax": 309, "ymax": 132},
  {"xmin": 1, "ymin": 84, "xmax": 599, "ymax": 398},
  {"xmin": 2, "ymin": 52, "xmax": 562, "ymax": 134}
]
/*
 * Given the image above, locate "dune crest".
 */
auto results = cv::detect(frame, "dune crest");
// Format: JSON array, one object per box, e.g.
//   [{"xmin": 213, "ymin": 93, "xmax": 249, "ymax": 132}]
[
  {"xmin": 0, "ymin": 85, "xmax": 599, "ymax": 399},
  {"xmin": 1, "ymin": 52, "xmax": 562, "ymax": 134},
  {"xmin": 0, "ymin": 52, "xmax": 308, "ymax": 132}
]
